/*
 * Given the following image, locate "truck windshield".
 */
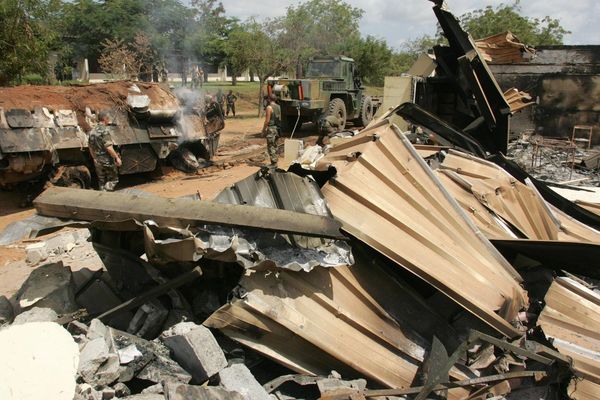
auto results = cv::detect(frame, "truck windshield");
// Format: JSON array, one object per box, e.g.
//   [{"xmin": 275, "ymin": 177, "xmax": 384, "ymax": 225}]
[{"xmin": 306, "ymin": 62, "xmax": 341, "ymax": 78}]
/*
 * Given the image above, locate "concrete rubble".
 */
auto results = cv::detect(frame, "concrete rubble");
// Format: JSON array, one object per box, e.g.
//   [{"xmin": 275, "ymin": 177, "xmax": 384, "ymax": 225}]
[{"xmin": 0, "ymin": 2, "xmax": 599, "ymax": 400}]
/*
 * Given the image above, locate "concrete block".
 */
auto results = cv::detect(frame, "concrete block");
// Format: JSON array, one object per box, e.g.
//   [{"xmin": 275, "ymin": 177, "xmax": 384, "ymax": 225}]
[
  {"xmin": 25, "ymin": 242, "xmax": 48, "ymax": 264},
  {"xmin": 0, "ymin": 322, "xmax": 79, "ymax": 400},
  {"xmin": 161, "ymin": 323, "xmax": 227, "ymax": 383},
  {"xmin": 12, "ymin": 307, "xmax": 58, "ymax": 325},
  {"xmin": 141, "ymin": 383, "xmax": 164, "ymax": 394},
  {"xmin": 78, "ymin": 337, "xmax": 110, "ymax": 383},
  {"xmin": 122, "ymin": 394, "xmax": 165, "ymax": 400},
  {"xmin": 15, "ymin": 262, "xmax": 77, "ymax": 314},
  {"xmin": 0, "ymin": 295, "xmax": 14, "ymax": 326},
  {"xmin": 164, "ymin": 382, "xmax": 244, "ymax": 400},
  {"xmin": 218, "ymin": 364, "xmax": 270, "ymax": 400},
  {"xmin": 113, "ymin": 382, "xmax": 131, "ymax": 398},
  {"xmin": 137, "ymin": 353, "xmax": 192, "ymax": 384}
]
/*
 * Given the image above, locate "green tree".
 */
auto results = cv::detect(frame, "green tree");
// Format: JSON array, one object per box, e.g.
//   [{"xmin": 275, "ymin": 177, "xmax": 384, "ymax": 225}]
[
  {"xmin": 277, "ymin": 0, "xmax": 363, "ymax": 77},
  {"xmin": 0, "ymin": 0, "xmax": 62, "ymax": 85},
  {"xmin": 346, "ymin": 36, "xmax": 393, "ymax": 86},
  {"xmin": 460, "ymin": 1, "xmax": 570, "ymax": 45}
]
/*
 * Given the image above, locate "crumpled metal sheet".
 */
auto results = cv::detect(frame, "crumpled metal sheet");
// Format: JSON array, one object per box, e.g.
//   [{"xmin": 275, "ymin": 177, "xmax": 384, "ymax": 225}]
[
  {"xmin": 143, "ymin": 170, "xmax": 352, "ymax": 271},
  {"xmin": 204, "ymin": 264, "xmax": 472, "ymax": 398},
  {"xmin": 0, "ymin": 215, "xmax": 85, "ymax": 245},
  {"xmin": 142, "ymin": 222, "xmax": 352, "ymax": 272},
  {"xmin": 440, "ymin": 150, "xmax": 600, "ymax": 243},
  {"xmin": 538, "ymin": 277, "xmax": 600, "ymax": 398},
  {"xmin": 318, "ymin": 121, "xmax": 527, "ymax": 338}
]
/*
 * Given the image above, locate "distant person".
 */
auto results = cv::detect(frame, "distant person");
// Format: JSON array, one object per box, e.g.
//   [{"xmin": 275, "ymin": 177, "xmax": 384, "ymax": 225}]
[
  {"xmin": 198, "ymin": 67, "xmax": 204, "ymax": 87},
  {"xmin": 262, "ymin": 94, "xmax": 281, "ymax": 166},
  {"xmin": 317, "ymin": 114, "xmax": 342, "ymax": 146},
  {"xmin": 89, "ymin": 110, "xmax": 121, "ymax": 191},
  {"xmin": 226, "ymin": 90, "xmax": 237, "ymax": 117},
  {"xmin": 216, "ymin": 89, "xmax": 225, "ymax": 114},
  {"xmin": 191, "ymin": 65, "xmax": 200, "ymax": 89}
]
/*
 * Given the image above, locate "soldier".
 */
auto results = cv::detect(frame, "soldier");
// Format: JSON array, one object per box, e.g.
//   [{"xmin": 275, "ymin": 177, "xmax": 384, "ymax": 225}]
[
  {"xmin": 226, "ymin": 90, "xmax": 237, "ymax": 117},
  {"xmin": 191, "ymin": 65, "xmax": 200, "ymax": 89},
  {"xmin": 316, "ymin": 114, "xmax": 343, "ymax": 146},
  {"xmin": 262, "ymin": 94, "xmax": 281, "ymax": 166},
  {"xmin": 198, "ymin": 67, "xmax": 204, "ymax": 88},
  {"xmin": 89, "ymin": 110, "xmax": 121, "ymax": 191},
  {"xmin": 216, "ymin": 89, "xmax": 225, "ymax": 114}
]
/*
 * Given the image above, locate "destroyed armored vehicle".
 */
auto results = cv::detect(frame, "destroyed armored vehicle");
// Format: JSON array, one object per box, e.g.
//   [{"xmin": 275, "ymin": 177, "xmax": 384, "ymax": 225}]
[
  {"xmin": 0, "ymin": 82, "xmax": 223, "ymax": 189},
  {"xmin": 267, "ymin": 56, "xmax": 381, "ymax": 131}
]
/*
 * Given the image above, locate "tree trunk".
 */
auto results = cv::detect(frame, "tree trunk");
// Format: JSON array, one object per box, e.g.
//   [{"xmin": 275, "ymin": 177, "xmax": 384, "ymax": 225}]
[
  {"xmin": 231, "ymin": 65, "xmax": 237, "ymax": 86},
  {"xmin": 258, "ymin": 77, "xmax": 265, "ymax": 117},
  {"xmin": 249, "ymin": 70, "xmax": 255, "ymax": 82},
  {"xmin": 296, "ymin": 60, "xmax": 303, "ymax": 79}
]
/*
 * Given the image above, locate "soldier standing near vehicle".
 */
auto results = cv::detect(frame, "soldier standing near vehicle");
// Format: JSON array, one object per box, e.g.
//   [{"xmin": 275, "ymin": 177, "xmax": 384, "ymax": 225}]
[
  {"xmin": 216, "ymin": 89, "xmax": 225, "ymax": 114},
  {"xmin": 89, "ymin": 111, "xmax": 121, "ymax": 191},
  {"xmin": 262, "ymin": 94, "xmax": 281, "ymax": 166},
  {"xmin": 316, "ymin": 114, "xmax": 342, "ymax": 146},
  {"xmin": 226, "ymin": 90, "xmax": 237, "ymax": 117}
]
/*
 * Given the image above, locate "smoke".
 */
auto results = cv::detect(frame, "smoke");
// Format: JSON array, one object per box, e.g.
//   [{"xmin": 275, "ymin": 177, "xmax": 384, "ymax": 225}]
[{"xmin": 173, "ymin": 87, "xmax": 206, "ymax": 143}]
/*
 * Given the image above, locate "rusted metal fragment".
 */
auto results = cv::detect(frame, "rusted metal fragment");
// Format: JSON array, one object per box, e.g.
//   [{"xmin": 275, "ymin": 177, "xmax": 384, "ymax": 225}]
[
  {"xmin": 205, "ymin": 265, "xmax": 471, "ymax": 398},
  {"xmin": 538, "ymin": 277, "xmax": 600, "ymax": 385},
  {"xmin": 318, "ymin": 122, "xmax": 526, "ymax": 337}
]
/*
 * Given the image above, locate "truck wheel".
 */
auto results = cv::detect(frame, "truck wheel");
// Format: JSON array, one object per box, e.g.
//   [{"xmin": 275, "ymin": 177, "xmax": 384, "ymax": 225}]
[
  {"xmin": 50, "ymin": 165, "xmax": 92, "ymax": 189},
  {"xmin": 358, "ymin": 96, "xmax": 374, "ymax": 126},
  {"xmin": 326, "ymin": 98, "xmax": 347, "ymax": 127},
  {"xmin": 280, "ymin": 114, "xmax": 292, "ymax": 134}
]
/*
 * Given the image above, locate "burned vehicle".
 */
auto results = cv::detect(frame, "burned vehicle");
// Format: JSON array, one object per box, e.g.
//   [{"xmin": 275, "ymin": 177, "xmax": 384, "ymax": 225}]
[{"xmin": 0, "ymin": 82, "xmax": 223, "ymax": 189}]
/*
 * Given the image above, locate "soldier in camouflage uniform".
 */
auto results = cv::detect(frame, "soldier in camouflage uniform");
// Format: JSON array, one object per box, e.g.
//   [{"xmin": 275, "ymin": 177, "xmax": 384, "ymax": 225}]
[
  {"xmin": 262, "ymin": 94, "xmax": 281, "ymax": 166},
  {"xmin": 89, "ymin": 110, "xmax": 122, "ymax": 191},
  {"xmin": 316, "ymin": 114, "xmax": 342, "ymax": 146}
]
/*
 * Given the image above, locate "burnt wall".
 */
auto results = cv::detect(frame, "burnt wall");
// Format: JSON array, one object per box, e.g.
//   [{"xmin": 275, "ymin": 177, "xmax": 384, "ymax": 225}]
[{"xmin": 489, "ymin": 46, "xmax": 600, "ymax": 144}]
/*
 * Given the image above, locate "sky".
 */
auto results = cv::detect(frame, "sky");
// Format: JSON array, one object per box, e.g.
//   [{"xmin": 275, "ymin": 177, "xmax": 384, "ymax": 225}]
[{"xmin": 219, "ymin": 0, "xmax": 600, "ymax": 50}]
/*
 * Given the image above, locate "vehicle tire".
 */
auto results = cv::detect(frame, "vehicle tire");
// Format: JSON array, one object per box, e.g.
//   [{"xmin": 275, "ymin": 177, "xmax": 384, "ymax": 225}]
[
  {"xmin": 280, "ymin": 114, "xmax": 292, "ymax": 134},
  {"xmin": 326, "ymin": 98, "xmax": 347, "ymax": 128},
  {"xmin": 50, "ymin": 165, "xmax": 92, "ymax": 189},
  {"xmin": 357, "ymin": 96, "xmax": 374, "ymax": 126}
]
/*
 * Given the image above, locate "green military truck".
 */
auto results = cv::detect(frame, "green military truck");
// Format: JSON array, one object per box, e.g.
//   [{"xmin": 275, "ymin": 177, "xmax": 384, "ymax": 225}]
[{"xmin": 267, "ymin": 56, "xmax": 380, "ymax": 132}]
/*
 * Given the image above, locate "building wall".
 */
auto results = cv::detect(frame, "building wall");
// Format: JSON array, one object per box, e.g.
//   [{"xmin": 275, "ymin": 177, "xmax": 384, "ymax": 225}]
[{"xmin": 490, "ymin": 46, "xmax": 600, "ymax": 144}]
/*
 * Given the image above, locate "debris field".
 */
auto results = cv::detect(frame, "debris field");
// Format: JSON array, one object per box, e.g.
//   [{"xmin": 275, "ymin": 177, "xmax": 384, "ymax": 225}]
[{"xmin": 0, "ymin": 2, "xmax": 599, "ymax": 400}]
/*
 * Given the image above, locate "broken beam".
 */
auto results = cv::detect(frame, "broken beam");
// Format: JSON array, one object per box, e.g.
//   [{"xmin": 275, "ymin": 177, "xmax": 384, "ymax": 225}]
[{"xmin": 34, "ymin": 187, "xmax": 345, "ymax": 240}]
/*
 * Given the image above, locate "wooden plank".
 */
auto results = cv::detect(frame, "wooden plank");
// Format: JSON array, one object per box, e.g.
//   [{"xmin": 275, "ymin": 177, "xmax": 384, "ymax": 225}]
[{"xmin": 33, "ymin": 187, "xmax": 345, "ymax": 239}]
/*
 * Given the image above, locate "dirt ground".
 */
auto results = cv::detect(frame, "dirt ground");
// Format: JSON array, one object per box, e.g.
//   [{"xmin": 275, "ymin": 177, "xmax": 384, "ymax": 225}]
[{"xmin": 0, "ymin": 103, "xmax": 325, "ymax": 272}]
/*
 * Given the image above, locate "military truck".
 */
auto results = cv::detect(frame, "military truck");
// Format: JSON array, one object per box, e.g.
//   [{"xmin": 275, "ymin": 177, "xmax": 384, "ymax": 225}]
[
  {"xmin": 0, "ymin": 82, "xmax": 223, "ymax": 190},
  {"xmin": 267, "ymin": 56, "xmax": 380, "ymax": 131}
]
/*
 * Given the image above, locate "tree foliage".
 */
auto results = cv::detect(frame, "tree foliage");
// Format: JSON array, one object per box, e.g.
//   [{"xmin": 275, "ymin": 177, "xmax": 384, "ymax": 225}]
[
  {"xmin": 0, "ymin": 0, "xmax": 573, "ymax": 87},
  {"xmin": 460, "ymin": 1, "xmax": 570, "ymax": 45},
  {"xmin": 0, "ymin": 0, "xmax": 62, "ymax": 85}
]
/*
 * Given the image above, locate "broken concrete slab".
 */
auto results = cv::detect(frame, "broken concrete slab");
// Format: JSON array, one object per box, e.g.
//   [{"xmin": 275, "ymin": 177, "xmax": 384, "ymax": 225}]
[
  {"xmin": 161, "ymin": 322, "xmax": 227, "ymax": 383},
  {"xmin": 164, "ymin": 382, "xmax": 244, "ymax": 400},
  {"xmin": 34, "ymin": 186, "xmax": 345, "ymax": 240},
  {"xmin": 12, "ymin": 307, "xmax": 58, "ymax": 325},
  {"xmin": 137, "ymin": 352, "xmax": 192, "ymax": 384},
  {"xmin": 78, "ymin": 337, "xmax": 111, "ymax": 383},
  {"xmin": 15, "ymin": 261, "xmax": 77, "ymax": 314},
  {"xmin": 25, "ymin": 242, "xmax": 48, "ymax": 264},
  {"xmin": 218, "ymin": 363, "xmax": 270, "ymax": 400},
  {"xmin": 0, "ymin": 322, "xmax": 79, "ymax": 400},
  {"xmin": 122, "ymin": 395, "xmax": 165, "ymax": 400}
]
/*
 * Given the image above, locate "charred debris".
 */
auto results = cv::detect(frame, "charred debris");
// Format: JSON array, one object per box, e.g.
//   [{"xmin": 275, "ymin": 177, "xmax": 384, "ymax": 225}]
[{"xmin": 1, "ymin": 2, "xmax": 599, "ymax": 400}]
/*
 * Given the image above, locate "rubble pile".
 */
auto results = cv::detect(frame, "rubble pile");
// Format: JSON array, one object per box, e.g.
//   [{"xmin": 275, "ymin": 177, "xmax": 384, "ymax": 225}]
[
  {"xmin": 1, "ymin": 2, "xmax": 599, "ymax": 400},
  {"xmin": 508, "ymin": 138, "xmax": 600, "ymax": 186}
]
